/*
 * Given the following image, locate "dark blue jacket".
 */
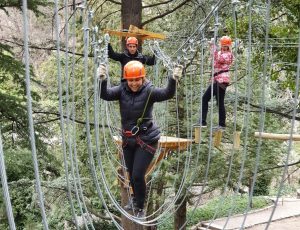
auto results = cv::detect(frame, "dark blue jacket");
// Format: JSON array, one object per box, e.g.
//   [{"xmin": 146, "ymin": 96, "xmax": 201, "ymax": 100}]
[
  {"xmin": 100, "ymin": 77, "xmax": 176, "ymax": 143},
  {"xmin": 108, "ymin": 43, "xmax": 156, "ymax": 77}
]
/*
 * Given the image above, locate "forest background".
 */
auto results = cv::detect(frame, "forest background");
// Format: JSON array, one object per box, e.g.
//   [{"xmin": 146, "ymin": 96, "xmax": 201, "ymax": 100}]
[{"xmin": 0, "ymin": 0, "xmax": 300, "ymax": 229}]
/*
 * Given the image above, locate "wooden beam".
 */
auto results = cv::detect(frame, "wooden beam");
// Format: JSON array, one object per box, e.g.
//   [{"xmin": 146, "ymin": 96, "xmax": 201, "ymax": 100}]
[
  {"xmin": 254, "ymin": 132, "xmax": 300, "ymax": 141},
  {"xmin": 129, "ymin": 25, "xmax": 166, "ymax": 40},
  {"xmin": 103, "ymin": 25, "xmax": 166, "ymax": 40}
]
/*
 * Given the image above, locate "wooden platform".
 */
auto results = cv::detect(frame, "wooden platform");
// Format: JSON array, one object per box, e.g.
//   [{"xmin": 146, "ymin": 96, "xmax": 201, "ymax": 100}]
[{"xmin": 113, "ymin": 135, "xmax": 193, "ymax": 176}]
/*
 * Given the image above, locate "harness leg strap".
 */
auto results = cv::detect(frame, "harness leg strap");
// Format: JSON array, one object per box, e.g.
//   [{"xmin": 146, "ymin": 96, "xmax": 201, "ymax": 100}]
[{"xmin": 136, "ymin": 136, "xmax": 156, "ymax": 155}]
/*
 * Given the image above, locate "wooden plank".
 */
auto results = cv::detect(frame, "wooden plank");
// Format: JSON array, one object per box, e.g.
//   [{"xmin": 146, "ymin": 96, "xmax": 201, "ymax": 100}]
[
  {"xmin": 129, "ymin": 25, "xmax": 166, "ymax": 40},
  {"xmin": 254, "ymin": 132, "xmax": 300, "ymax": 141},
  {"xmin": 103, "ymin": 25, "xmax": 166, "ymax": 40},
  {"xmin": 103, "ymin": 29, "xmax": 145, "ymax": 38},
  {"xmin": 113, "ymin": 135, "xmax": 193, "ymax": 150}
]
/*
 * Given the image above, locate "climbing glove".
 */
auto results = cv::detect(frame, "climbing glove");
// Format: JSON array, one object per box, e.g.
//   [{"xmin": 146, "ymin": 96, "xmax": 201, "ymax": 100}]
[
  {"xmin": 104, "ymin": 33, "xmax": 110, "ymax": 42},
  {"xmin": 97, "ymin": 64, "xmax": 107, "ymax": 80},
  {"xmin": 172, "ymin": 65, "xmax": 183, "ymax": 81}
]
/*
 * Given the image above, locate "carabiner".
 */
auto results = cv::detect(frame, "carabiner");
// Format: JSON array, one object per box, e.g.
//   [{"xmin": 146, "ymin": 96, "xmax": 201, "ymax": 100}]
[{"xmin": 131, "ymin": 126, "xmax": 140, "ymax": 136}]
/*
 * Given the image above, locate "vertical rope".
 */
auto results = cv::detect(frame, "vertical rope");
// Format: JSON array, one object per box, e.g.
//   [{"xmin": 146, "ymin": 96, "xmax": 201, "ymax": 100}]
[
  {"xmin": 63, "ymin": 1, "xmax": 92, "ymax": 229},
  {"xmin": 22, "ymin": 0, "xmax": 49, "ymax": 229},
  {"xmin": 266, "ymin": 14, "xmax": 300, "ymax": 230},
  {"xmin": 0, "ymin": 129, "xmax": 16, "ymax": 230},
  {"xmin": 241, "ymin": 0, "xmax": 271, "ymax": 228},
  {"xmin": 54, "ymin": 0, "xmax": 79, "ymax": 228}
]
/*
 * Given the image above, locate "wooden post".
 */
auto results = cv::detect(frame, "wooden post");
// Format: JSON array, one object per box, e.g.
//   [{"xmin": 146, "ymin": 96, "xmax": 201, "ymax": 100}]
[
  {"xmin": 194, "ymin": 126, "xmax": 201, "ymax": 144},
  {"xmin": 213, "ymin": 130, "xmax": 223, "ymax": 147},
  {"xmin": 233, "ymin": 131, "xmax": 241, "ymax": 150}
]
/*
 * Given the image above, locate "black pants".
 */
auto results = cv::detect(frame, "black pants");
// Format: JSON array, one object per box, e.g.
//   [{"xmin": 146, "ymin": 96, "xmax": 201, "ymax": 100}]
[
  {"xmin": 122, "ymin": 138, "xmax": 158, "ymax": 209},
  {"xmin": 201, "ymin": 82, "xmax": 228, "ymax": 127}
]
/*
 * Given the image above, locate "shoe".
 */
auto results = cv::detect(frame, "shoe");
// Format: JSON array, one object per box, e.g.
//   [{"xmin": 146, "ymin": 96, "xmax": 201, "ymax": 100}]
[
  {"xmin": 219, "ymin": 126, "xmax": 226, "ymax": 130},
  {"xmin": 135, "ymin": 209, "xmax": 145, "ymax": 218},
  {"xmin": 212, "ymin": 125, "xmax": 225, "ymax": 131},
  {"xmin": 124, "ymin": 197, "xmax": 137, "ymax": 211},
  {"xmin": 193, "ymin": 121, "xmax": 207, "ymax": 128}
]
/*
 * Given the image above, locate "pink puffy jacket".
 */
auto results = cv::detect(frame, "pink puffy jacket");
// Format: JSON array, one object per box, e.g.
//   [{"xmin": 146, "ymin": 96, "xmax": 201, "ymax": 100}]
[{"xmin": 211, "ymin": 44, "xmax": 234, "ymax": 84}]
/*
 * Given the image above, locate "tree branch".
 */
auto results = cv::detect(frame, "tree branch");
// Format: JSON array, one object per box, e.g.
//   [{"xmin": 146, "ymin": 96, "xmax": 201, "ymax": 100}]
[
  {"xmin": 142, "ymin": 0, "xmax": 173, "ymax": 9},
  {"xmin": 258, "ymin": 160, "xmax": 300, "ymax": 173},
  {"xmin": 141, "ymin": 0, "xmax": 193, "ymax": 27},
  {"xmin": 1, "ymin": 39, "xmax": 90, "ymax": 57},
  {"xmin": 33, "ymin": 111, "xmax": 118, "ymax": 130},
  {"xmin": 107, "ymin": 0, "xmax": 121, "ymax": 5},
  {"xmin": 249, "ymin": 103, "xmax": 300, "ymax": 121}
]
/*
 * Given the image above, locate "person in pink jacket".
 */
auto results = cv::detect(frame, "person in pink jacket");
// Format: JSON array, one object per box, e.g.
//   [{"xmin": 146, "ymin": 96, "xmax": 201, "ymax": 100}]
[{"xmin": 200, "ymin": 36, "xmax": 234, "ymax": 129}]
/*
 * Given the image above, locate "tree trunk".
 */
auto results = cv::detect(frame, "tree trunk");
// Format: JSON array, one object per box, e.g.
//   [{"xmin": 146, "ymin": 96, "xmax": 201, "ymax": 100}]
[
  {"xmin": 121, "ymin": 0, "xmax": 142, "ymax": 49},
  {"xmin": 119, "ymin": 167, "xmax": 144, "ymax": 230},
  {"xmin": 174, "ymin": 197, "xmax": 187, "ymax": 230}
]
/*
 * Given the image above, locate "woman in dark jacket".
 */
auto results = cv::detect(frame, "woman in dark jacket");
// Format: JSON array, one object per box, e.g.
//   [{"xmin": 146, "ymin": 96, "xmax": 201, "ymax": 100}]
[
  {"xmin": 98, "ymin": 60, "xmax": 182, "ymax": 218},
  {"xmin": 108, "ymin": 36, "xmax": 156, "ymax": 78}
]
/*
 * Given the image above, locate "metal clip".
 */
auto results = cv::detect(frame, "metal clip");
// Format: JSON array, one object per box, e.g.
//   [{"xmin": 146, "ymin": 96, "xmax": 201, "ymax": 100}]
[{"xmin": 131, "ymin": 126, "xmax": 140, "ymax": 136}]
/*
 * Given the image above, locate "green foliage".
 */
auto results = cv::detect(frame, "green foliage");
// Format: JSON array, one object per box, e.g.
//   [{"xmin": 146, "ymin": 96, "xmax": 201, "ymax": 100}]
[
  {"xmin": 253, "ymin": 174, "xmax": 272, "ymax": 195},
  {"xmin": 4, "ymin": 148, "xmax": 35, "ymax": 181},
  {"xmin": 0, "ymin": 0, "xmax": 50, "ymax": 16},
  {"xmin": 0, "ymin": 180, "xmax": 42, "ymax": 229}
]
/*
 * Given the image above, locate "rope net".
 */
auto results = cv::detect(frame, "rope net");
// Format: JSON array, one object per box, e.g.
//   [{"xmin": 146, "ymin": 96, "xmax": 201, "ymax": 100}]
[{"xmin": 1, "ymin": 0, "xmax": 300, "ymax": 229}]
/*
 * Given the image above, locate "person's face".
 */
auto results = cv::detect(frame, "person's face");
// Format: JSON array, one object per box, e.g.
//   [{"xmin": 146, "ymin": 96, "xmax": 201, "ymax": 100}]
[
  {"xmin": 127, "ymin": 77, "xmax": 143, "ymax": 92},
  {"xmin": 221, "ymin": 45, "xmax": 230, "ymax": 51},
  {"xmin": 127, "ymin": 44, "xmax": 137, "ymax": 55}
]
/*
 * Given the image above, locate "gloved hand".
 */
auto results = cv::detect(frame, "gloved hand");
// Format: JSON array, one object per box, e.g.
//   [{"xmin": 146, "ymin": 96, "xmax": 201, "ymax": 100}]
[
  {"xmin": 104, "ymin": 33, "xmax": 110, "ymax": 43},
  {"xmin": 208, "ymin": 38, "xmax": 215, "ymax": 44},
  {"xmin": 97, "ymin": 64, "xmax": 107, "ymax": 80},
  {"xmin": 172, "ymin": 65, "xmax": 183, "ymax": 81}
]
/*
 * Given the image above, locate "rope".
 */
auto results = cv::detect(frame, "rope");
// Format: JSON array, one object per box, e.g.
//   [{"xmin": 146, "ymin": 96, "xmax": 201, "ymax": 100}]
[
  {"xmin": 3, "ymin": 1, "xmax": 298, "ymax": 229},
  {"xmin": 266, "ymin": 15, "xmax": 300, "ymax": 230},
  {"xmin": 241, "ymin": 0, "xmax": 271, "ymax": 228},
  {"xmin": 22, "ymin": 1, "xmax": 49, "ymax": 229},
  {"xmin": 0, "ymin": 128, "xmax": 16, "ymax": 230},
  {"xmin": 64, "ymin": 4, "xmax": 94, "ymax": 229},
  {"xmin": 54, "ymin": 0, "xmax": 79, "ymax": 228}
]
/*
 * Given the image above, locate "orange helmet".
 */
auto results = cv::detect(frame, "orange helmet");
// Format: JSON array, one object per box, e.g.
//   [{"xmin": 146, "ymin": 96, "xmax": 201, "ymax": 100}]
[
  {"xmin": 220, "ymin": 36, "xmax": 232, "ymax": 46},
  {"xmin": 126, "ymin": 37, "xmax": 138, "ymax": 46},
  {"xmin": 123, "ymin": 61, "xmax": 145, "ymax": 79}
]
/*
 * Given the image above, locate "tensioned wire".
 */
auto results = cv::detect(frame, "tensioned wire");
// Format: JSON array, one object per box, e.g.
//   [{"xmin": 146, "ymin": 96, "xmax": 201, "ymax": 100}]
[
  {"xmin": 266, "ymin": 23, "xmax": 300, "ymax": 230},
  {"xmin": 181, "ymin": 1, "xmax": 242, "ymax": 228},
  {"xmin": 199, "ymin": 1, "xmax": 244, "ymax": 228},
  {"xmin": 64, "ymin": 3, "xmax": 95, "ymax": 229},
  {"xmin": 0, "ymin": 128, "xmax": 16, "ymax": 230},
  {"xmin": 141, "ymin": 28, "xmax": 225, "ymax": 225},
  {"xmin": 94, "ymin": 44, "xmax": 197, "ymax": 226},
  {"xmin": 177, "ymin": 32, "xmax": 210, "ymax": 230},
  {"xmin": 240, "ymin": 0, "xmax": 271, "ymax": 228},
  {"xmin": 97, "ymin": 36, "xmax": 196, "ymax": 223},
  {"xmin": 177, "ymin": 7, "xmax": 230, "ymax": 229},
  {"xmin": 80, "ymin": 7, "xmax": 125, "ymax": 230},
  {"xmin": 54, "ymin": 0, "xmax": 79, "ymax": 228},
  {"xmin": 22, "ymin": 0, "xmax": 49, "ymax": 229},
  {"xmin": 172, "ymin": 0, "xmax": 226, "ymax": 57},
  {"xmin": 222, "ymin": 0, "xmax": 256, "ymax": 228},
  {"xmin": 91, "ymin": 28, "xmax": 124, "ymax": 230}
]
